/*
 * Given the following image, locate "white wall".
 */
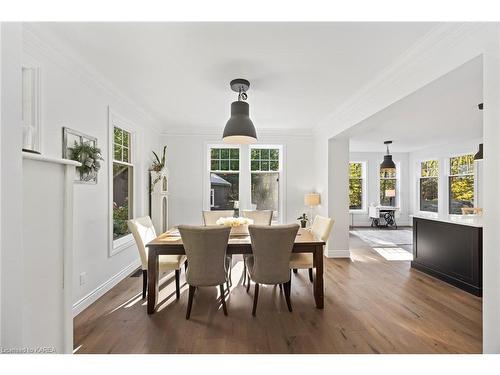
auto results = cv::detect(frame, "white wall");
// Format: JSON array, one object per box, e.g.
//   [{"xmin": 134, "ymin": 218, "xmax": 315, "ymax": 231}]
[
  {"xmin": 349, "ymin": 151, "xmax": 410, "ymax": 227},
  {"xmin": 22, "ymin": 26, "xmax": 163, "ymax": 313},
  {"xmin": 0, "ymin": 22, "xmax": 24, "ymax": 348},
  {"xmin": 408, "ymin": 138, "xmax": 482, "ymax": 220},
  {"xmin": 162, "ymin": 131, "xmax": 314, "ymax": 227}
]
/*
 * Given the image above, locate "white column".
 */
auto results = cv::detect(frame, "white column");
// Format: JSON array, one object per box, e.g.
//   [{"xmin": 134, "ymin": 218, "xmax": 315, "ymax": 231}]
[
  {"xmin": 326, "ymin": 137, "xmax": 350, "ymax": 258},
  {"xmin": 0, "ymin": 22, "xmax": 23, "ymax": 348},
  {"xmin": 482, "ymin": 27, "xmax": 500, "ymax": 354}
]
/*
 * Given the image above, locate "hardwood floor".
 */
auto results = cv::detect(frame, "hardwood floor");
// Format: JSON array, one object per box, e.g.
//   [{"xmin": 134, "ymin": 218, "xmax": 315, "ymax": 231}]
[{"xmin": 74, "ymin": 234, "xmax": 482, "ymax": 354}]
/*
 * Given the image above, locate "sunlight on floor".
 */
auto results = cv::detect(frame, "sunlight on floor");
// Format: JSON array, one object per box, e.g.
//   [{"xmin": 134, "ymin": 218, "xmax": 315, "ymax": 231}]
[{"xmin": 373, "ymin": 247, "xmax": 413, "ymax": 261}]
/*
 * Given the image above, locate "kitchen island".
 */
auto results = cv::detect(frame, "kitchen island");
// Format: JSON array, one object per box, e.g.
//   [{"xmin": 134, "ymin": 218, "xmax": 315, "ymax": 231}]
[{"xmin": 411, "ymin": 214, "xmax": 482, "ymax": 296}]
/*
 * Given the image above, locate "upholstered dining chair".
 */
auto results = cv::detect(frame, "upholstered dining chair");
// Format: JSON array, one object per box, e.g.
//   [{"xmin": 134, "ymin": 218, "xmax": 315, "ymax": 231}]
[
  {"xmin": 202, "ymin": 210, "xmax": 235, "ymax": 225},
  {"xmin": 290, "ymin": 215, "xmax": 334, "ymax": 282},
  {"xmin": 241, "ymin": 210, "xmax": 273, "ymax": 225},
  {"xmin": 128, "ymin": 216, "xmax": 187, "ymax": 300},
  {"xmin": 246, "ymin": 224, "xmax": 300, "ymax": 316},
  {"xmin": 178, "ymin": 225, "xmax": 232, "ymax": 320}
]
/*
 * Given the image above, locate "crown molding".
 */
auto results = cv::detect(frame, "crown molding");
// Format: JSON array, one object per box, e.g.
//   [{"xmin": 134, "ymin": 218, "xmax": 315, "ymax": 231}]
[
  {"xmin": 22, "ymin": 23, "xmax": 165, "ymax": 135},
  {"xmin": 314, "ymin": 22, "xmax": 495, "ymax": 139},
  {"xmin": 161, "ymin": 126, "xmax": 313, "ymax": 138}
]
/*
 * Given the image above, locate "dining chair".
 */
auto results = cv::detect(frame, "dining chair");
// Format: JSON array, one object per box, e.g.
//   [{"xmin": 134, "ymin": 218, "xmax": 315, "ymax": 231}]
[
  {"xmin": 246, "ymin": 224, "xmax": 300, "ymax": 316},
  {"xmin": 241, "ymin": 210, "xmax": 273, "ymax": 286},
  {"xmin": 128, "ymin": 216, "xmax": 187, "ymax": 300},
  {"xmin": 178, "ymin": 225, "xmax": 232, "ymax": 320},
  {"xmin": 202, "ymin": 210, "xmax": 235, "ymax": 225},
  {"xmin": 290, "ymin": 215, "xmax": 334, "ymax": 282},
  {"xmin": 241, "ymin": 210, "xmax": 273, "ymax": 225}
]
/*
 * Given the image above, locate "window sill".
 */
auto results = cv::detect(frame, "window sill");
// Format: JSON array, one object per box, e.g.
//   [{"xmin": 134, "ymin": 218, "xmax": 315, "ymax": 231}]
[
  {"xmin": 110, "ymin": 234, "xmax": 134, "ymax": 257},
  {"xmin": 349, "ymin": 210, "xmax": 367, "ymax": 214}
]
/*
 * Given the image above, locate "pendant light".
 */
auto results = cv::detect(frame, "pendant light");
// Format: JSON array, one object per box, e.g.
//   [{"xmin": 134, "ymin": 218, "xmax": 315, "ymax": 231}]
[
  {"xmin": 223, "ymin": 78, "xmax": 257, "ymax": 144},
  {"xmin": 474, "ymin": 143, "xmax": 483, "ymax": 160},
  {"xmin": 380, "ymin": 140, "xmax": 396, "ymax": 172}
]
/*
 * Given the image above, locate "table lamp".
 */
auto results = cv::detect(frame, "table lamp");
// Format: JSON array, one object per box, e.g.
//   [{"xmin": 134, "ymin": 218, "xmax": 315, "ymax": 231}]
[{"xmin": 304, "ymin": 193, "xmax": 321, "ymax": 227}]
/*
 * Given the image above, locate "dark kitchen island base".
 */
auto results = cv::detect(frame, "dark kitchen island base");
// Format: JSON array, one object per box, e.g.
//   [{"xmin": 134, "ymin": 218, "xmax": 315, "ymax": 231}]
[{"xmin": 411, "ymin": 216, "xmax": 482, "ymax": 297}]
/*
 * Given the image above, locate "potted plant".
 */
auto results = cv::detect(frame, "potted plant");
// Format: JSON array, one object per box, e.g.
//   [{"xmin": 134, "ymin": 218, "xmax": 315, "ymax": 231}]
[
  {"xmin": 150, "ymin": 145, "xmax": 168, "ymax": 191},
  {"xmin": 297, "ymin": 213, "xmax": 309, "ymax": 228}
]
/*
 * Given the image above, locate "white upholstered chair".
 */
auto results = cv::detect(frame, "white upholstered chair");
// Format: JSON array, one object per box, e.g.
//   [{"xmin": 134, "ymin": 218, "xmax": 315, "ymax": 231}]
[
  {"xmin": 128, "ymin": 216, "xmax": 187, "ymax": 299},
  {"xmin": 290, "ymin": 215, "xmax": 334, "ymax": 282},
  {"xmin": 202, "ymin": 210, "xmax": 235, "ymax": 225},
  {"xmin": 241, "ymin": 210, "xmax": 273, "ymax": 225}
]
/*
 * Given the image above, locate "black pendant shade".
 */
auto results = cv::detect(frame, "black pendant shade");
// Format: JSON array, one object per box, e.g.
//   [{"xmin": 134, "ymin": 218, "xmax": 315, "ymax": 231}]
[
  {"xmin": 223, "ymin": 101, "xmax": 257, "ymax": 144},
  {"xmin": 474, "ymin": 143, "xmax": 483, "ymax": 160},
  {"xmin": 381, "ymin": 154, "xmax": 396, "ymax": 170}
]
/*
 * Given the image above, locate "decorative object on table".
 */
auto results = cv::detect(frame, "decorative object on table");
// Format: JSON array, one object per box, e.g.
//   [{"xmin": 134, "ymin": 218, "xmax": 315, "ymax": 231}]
[
  {"xmin": 62, "ymin": 127, "xmax": 102, "ymax": 184},
  {"xmin": 216, "ymin": 216, "xmax": 254, "ymax": 236},
  {"xmin": 369, "ymin": 205, "xmax": 398, "ymax": 229},
  {"xmin": 21, "ymin": 66, "xmax": 41, "ymax": 154},
  {"xmin": 380, "ymin": 140, "xmax": 396, "ymax": 173},
  {"xmin": 297, "ymin": 213, "xmax": 309, "ymax": 228},
  {"xmin": 222, "ymin": 78, "xmax": 257, "ymax": 144},
  {"xmin": 304, "ymin": 192, "xmax": 321, "ymax": 227},
  {"xmin": 149, "ymin": 146, "xmax": 169, "ymax": 234}
]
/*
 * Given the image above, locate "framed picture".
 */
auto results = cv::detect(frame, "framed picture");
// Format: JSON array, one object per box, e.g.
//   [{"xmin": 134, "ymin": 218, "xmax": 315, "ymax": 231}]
[{"xmin": 62, "ymin": 127, "xmax": 99, "ymax": 184}]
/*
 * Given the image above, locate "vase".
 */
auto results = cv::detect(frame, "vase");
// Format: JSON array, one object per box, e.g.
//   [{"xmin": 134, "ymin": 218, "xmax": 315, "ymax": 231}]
[{"xmin": 230, "ymin": 224, "xmax": 249, "ymax": 236}]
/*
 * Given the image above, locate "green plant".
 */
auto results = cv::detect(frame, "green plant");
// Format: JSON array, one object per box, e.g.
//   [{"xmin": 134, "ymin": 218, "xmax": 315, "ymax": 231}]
[
  {"xmin": 297, "ymin": 213, "xmax": 309, "ymax": 227},
  {"xmin": 150, "ymin": 146, "xmax": 168, "ymax": 191},
  {"xmin": 151, "ymin": 145, "xmax": 167, "ymax": 172},
  {"xmin": 68, "ymin": 141, "xmax": 104, "ymax": 181}
]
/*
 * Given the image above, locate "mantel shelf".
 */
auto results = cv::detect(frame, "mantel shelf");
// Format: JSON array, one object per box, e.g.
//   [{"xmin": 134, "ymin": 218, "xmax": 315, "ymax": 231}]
[{"xmin": 22, "ymin": 151, "xmax": 81, "ymax": 167}]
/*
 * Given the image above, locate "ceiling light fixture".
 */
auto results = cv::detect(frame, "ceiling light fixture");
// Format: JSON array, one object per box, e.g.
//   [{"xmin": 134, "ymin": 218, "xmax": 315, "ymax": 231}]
[
  {"xmin": 222, "ymin": 78, "xmax": 257, "ymax": 144},
  {"xmin": 380, "ymin": 140, "xmax": 396, "ymax": 172}
]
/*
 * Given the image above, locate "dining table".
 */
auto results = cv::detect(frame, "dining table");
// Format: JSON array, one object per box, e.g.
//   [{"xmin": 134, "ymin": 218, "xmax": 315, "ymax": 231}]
[{"xmin": 146, "ymin": 227, "xmax": 326, "ymax": 314}]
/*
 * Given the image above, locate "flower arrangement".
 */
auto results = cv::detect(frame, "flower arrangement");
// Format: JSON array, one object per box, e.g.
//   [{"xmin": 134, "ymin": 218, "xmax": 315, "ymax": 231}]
[
  {"xmin": 216, "ymin": 217, "xmax": 254, "ymax": 227},
  {"xmin": 150, "ymin": 145, "xmax": 168, "ymax": 192},
  {"xmin": 297, "ymin": 213, "xmax": 309, "ymax": 228},
  {"xmin": 68, "ymin": 141, "xmax": 103, "ymax": 182}
]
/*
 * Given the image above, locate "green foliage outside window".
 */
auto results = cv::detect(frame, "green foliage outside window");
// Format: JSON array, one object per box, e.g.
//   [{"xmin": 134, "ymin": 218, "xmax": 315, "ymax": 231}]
[
  {"xmin": 449, "ymin": 154, "xmax": 474, "ymax": 214},
  {"xmin": 349, "ymin": 162, "xmax": 363, "ymax": 210},
  {"xmin": 251, "ymin": 148, "xmax": 279, "ymax": 171},
  {"xmin": 211, "ymin": 148, "xmax": 239, "ymax": 171}
]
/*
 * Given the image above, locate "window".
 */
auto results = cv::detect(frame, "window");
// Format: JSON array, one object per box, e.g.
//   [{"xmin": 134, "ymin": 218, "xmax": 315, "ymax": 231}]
[
  {"xmin": 380, "ymin": 165, "xmax": 397, "ymax": 207},
  {"xmin": 250, "ymin": 148, "xmax": 280, "ymax": 220},
  {"xmin": 349, "ymin": 162, "xmax": 364, "ymax": 210},
  {"xmin": 419, "ymin": 160, "xmax": 439, "ymax": 213},
  {"xmin": 210, "ymin": 147, "xmax": 239, "ymax": 214},
  {"xmin": 449, "ymin": 154, "xmax": 474, "ymax": 214},
  {"xmin": 113, "ymin": 126, "xmax": 133, "ymax": 240}
]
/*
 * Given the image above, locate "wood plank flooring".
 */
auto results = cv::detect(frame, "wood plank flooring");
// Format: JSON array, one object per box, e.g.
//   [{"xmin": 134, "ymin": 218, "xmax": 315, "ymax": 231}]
[{"xmin": 74, "ymin": 234, "xmax": 482, "ymax": 354}]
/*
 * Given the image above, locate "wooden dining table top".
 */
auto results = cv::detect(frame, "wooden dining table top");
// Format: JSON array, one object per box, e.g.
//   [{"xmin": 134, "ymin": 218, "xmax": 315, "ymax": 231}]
[{"xmin": 147, "ymin": 227, "xmax": 326, "ymax": 249}]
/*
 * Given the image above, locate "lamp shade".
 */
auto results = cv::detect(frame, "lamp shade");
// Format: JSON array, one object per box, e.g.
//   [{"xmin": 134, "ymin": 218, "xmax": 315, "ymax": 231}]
[
  {"xmin": 223, "ymin": 101, "xmax": 257, "ymax": 144},
  {"xmin": 304, "ymin": 193, "xmax": 321, "ymax": 207},
  {"xmin": 380, "ymin": 154, "xmax": 396, "ymax": 170}
]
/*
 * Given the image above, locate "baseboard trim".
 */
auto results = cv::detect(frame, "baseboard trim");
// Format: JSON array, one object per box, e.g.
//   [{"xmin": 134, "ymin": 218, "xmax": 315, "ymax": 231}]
[
  {"xmin": 325, "ymin": 249, "xmax": 351, "ymax": 258},
  {"xmin": 72, "ymin": 259, "xmax": 141, "ymax": 317}
]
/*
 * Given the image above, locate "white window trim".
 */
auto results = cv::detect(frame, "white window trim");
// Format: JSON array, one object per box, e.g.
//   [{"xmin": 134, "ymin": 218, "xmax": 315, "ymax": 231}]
[
  {"xmin": 203, "ymin": 143, "xmax": 286, "ymax": 224},
  {"xmin": 349, "ymin": 160, "xmax": 367, "ymax": 214},
  {"xmin": 249, "ymin": 144, "xmax": 285, "ymax": 224},
  {"xmin": 416, "ymin": 159, "xmax": 440, "ymax": 216},
  {"xmin": 378, "ymin": 161, "xmax": 400, "ymax": 208},
  {"xmin": 108, "ymin": 107, "xmax": 138, "ymax": 257}
]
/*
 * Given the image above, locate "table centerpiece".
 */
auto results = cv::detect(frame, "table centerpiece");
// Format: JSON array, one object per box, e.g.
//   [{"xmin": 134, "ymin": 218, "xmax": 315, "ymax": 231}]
[{"xmin": 215, "ymin": 216, "xmax": 254, "ymax": 236}]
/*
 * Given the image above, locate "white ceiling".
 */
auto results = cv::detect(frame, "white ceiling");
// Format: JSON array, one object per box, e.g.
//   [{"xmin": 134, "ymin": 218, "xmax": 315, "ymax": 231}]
[
  {"xmin": 29, "ymin": 22, "xmax": 440, "ymax": 131},
  {"xmin": 347, "ymin": 55, "xmax": 483, "ymax": 152}
]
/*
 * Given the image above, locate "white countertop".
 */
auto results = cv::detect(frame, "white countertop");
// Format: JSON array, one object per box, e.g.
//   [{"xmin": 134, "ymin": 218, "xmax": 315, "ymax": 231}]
[{"xmin": 410, "ymin": 214, "xmax": 483, "ymax": 228}]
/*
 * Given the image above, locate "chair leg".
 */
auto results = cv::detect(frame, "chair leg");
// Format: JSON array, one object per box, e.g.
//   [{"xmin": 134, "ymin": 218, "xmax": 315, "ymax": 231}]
[
  {"xmin": 246, "ymin": 275, "xmax": 251, "ymax": 292},
  {"xmin": 293, "ymin": 268, "xmax": 298, "ymax": 274},
  {"xmin": 175, "ymin": 270, "xmax": 180, "ymax": 300},
  {"xmin": 184, "ymin": 261, "xmax": 188, "ymax": 272},
  {"xmin": 278, "ymin": 283, "xmax": 282, "ymax": 292},
  {"xmin": 243, "ymin": 260, "xmax": 247, "ymax": 286},
  {"xmin": 220, "ymin": 284, "xmax": 228, "ymax": 316},
  {"xmin": 284, "ymin": 280, "xmax": 292, "ymax": 312},
  {"xmin": 142, "ymin": 270, "xmax": 147, "ymax": 299},
  {"xmin": 252, "ymin": 283, "xmax": 259, "ymax": 316},
  {"xmin": 186, "ymin": 285, "xmax": 195, "ymax": 319},
  {"xmin": 308, "ymin": 268, "xmax": 313, "ymax": 283}
]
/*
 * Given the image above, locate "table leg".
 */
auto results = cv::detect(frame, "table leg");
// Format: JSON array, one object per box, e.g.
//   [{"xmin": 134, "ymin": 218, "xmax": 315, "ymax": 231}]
[
  {"xmin": 313, "ymin": 245, "xmax": 324, "ymax": 309},
  {"xmin": 147, "ymin": 248, "xmax": 159, "ymax": 314}
]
